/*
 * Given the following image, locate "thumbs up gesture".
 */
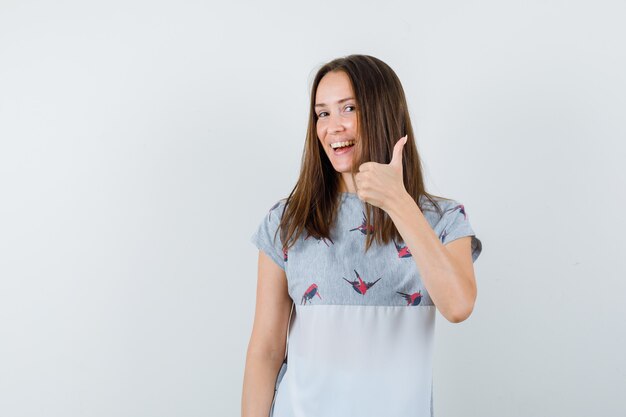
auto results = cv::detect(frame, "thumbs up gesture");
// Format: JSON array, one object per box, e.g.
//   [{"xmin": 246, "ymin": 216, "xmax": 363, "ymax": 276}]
[{"xmin": 355, "ymin": 135, "xmax": 409, "ymax": 212}]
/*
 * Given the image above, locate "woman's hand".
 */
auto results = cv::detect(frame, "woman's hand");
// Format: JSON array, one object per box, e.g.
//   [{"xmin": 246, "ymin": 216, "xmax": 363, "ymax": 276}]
[{"xmin": 355, "ymin": 135, "xmax": 409, "ymax": 212}]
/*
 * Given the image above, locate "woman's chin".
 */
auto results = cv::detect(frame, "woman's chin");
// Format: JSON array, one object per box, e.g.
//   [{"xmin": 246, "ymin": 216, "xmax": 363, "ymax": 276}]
[
  {"xmin": 329, "ymin": 156, "xmax": 357, "ymax": 172},
  {"xmin": 331, "ymin": 162, "xmax": 354, "ymax": 173}
]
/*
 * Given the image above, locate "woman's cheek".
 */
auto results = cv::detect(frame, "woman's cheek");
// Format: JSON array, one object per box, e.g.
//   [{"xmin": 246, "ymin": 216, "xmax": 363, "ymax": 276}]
[{"xmin": 316, "ymin": 128, "xmax": 325, "ymax": 144}]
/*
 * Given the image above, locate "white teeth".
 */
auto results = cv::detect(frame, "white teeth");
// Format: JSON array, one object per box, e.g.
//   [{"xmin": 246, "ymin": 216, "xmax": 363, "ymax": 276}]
[{"xmin": 330, "ymin": 140, "xmax": 355, "ymax": 149}]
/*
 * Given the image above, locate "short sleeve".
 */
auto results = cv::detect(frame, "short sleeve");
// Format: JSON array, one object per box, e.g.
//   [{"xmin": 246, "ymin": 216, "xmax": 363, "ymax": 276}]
[
  {"xmin": 438, "ymin": 201, "xmax": 483, "ymax": 263},
  {"xmin": 250, "ymin": 200, "xmax": 286, "ymax": 270}
]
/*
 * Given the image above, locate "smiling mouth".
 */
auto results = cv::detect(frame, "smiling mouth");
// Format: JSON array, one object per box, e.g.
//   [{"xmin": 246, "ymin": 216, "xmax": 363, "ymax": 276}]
[
  {"xmin": 330, "ymin": 140, "xmax": 356, "ymax": 150},
  {"xmin": 331, "ymin": 140, "xmax": 356, "ymax": 155}
]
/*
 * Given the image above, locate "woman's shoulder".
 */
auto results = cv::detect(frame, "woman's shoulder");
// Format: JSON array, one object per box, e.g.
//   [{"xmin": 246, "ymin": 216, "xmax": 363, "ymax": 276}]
[
  {"xmin": 266, "ymin": 197, "xmax": 288, "ymax": 211},
  {"xmin": 418, "ymin": 194, "xmax": 458, "ymax": 214}
]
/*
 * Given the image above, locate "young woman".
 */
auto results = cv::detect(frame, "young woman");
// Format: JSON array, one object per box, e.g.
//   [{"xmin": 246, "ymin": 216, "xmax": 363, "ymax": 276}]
[{"xmin": 241, "ymin": 54, "xmax": 483, "ymax": 417}]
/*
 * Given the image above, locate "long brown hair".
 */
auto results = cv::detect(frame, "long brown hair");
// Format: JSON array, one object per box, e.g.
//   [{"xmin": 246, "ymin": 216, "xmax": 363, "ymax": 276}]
[{"xmin": 276, "ymin": 54, "xmax": 450, "ymax": 253}]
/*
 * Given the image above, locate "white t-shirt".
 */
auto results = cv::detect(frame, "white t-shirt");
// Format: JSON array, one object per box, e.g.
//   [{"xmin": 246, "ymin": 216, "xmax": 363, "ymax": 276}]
[{"xmin": 251, "ymin": 192, "xmax": 483, "ymax": 417}]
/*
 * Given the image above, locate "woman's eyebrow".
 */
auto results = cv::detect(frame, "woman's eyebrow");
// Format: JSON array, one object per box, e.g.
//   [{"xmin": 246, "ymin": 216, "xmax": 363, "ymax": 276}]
[{"xmin": 314, "ymin": 97, "xmax": 355, "ymax": 108}]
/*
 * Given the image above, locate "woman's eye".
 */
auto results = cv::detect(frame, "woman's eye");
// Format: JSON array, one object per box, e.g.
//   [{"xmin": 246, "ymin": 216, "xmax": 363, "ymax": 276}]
[{"xmin": 318, "ymin": 106, "xmax": 354, "ymax": 118}]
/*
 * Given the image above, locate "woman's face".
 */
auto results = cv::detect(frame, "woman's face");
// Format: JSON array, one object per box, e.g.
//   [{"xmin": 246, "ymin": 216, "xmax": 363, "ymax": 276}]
[{"xmin": 315, "ymin": 70, "xmax": 359, "ymax": 174}]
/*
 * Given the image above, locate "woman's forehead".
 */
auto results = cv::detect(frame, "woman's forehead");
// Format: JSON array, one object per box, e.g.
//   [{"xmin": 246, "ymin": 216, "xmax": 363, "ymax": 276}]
[{"xmin": 315, "ymin": 71, "xmax": 354, "ymax": 104}]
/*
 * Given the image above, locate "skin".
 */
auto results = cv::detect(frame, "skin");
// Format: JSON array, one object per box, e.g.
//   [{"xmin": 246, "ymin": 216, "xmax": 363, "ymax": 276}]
[
  {"xmin": 315, "ymin": 70, "xmax": 360, "ymax": 193},
  {"xmin": 241, "ymin": 250, "xmax": 291, "ymax": 417}
]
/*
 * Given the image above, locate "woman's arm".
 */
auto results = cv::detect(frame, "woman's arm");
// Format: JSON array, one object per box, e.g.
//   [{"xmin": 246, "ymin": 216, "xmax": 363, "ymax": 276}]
[
  {"xmin": 386, "ymin": 193, "xmax": 477, "ymax": 323},
  {"xmin": 353, "ymin": 136, "xmax": 476, "ymax": 322},
  {"xmin": 241, "ymin": 251, "xmax": 292, "ymax": 417}
]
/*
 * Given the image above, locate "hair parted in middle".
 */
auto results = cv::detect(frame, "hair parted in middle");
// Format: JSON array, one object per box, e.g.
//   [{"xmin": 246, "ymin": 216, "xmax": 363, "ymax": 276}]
[{"xmin": 273, "ymin": 54, "xmax": 451, "ymax": 254}]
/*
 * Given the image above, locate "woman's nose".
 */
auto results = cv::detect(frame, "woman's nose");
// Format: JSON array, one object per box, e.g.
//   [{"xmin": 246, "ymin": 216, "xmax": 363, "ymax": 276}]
[{"xmin": 328, "ymin": 115, "xmax": 345, "ymax": 133}]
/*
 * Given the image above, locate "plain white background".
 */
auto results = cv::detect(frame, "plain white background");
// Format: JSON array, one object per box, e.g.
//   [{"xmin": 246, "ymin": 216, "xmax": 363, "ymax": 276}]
[{"xmin": 1, "ymin": 0, "xmax": 624, "ymax": 416}]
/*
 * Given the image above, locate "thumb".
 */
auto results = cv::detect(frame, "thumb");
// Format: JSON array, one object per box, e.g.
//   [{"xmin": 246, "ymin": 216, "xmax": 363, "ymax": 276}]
[{"xmin": 389, "ymin": 135, "xmax": 408, "ymax": 169}]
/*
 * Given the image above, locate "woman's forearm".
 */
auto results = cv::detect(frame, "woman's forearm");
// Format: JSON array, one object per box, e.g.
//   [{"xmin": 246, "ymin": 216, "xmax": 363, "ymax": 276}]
[
  {"xmin": 241, "ymin": 348, "xmax": 285, "ymax": 417},
  {"xmin": 385, "ymin": 192, "xmax": 474, "ymax": 322}
]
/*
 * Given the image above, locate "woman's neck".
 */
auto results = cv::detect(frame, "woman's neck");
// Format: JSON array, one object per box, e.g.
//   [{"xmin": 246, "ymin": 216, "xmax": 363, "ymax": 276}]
[{"xmin": 338, "ymin": 174, "xmax": 357, "ymax": 193}]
